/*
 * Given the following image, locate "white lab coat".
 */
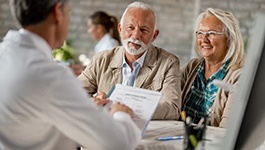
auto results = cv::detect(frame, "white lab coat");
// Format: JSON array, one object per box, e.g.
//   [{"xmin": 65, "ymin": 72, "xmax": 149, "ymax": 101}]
[{"xmin": 0, "ymin": 29, "xmax": 140, "ymax": 150}]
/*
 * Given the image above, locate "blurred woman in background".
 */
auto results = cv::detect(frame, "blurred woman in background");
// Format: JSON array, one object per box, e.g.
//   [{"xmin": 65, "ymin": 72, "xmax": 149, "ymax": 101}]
[{"xmin": 87, "ymin": 11, "xmax": 121, "ymax": 53}]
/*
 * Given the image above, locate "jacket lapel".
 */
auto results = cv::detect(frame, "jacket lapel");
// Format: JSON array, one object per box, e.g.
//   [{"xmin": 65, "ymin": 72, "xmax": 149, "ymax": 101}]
[
  {"xmin": 136, "ymin": 45, "xmax": 158, "ymax": 87},
  {"xmin": 110, "ymin": 47, "xmax": 123, "ymax": 84}
]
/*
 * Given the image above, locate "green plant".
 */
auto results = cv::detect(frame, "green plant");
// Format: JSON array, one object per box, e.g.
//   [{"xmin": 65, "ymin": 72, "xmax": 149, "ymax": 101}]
[{"xmin": 52, "ymin": 41, "xmax": 75, "ymax": 63}]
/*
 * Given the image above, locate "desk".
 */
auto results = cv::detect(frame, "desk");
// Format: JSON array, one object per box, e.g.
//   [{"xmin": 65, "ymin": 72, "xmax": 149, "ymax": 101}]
[{"xmin": 136, "ymin": 121, "xmax": 226, "ymax": 150}]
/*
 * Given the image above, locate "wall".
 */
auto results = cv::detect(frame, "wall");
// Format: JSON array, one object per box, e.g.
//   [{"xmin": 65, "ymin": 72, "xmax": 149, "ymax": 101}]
[{"xmin": 0, "ymin": 0, "xmax": 265, "ymax": 66}]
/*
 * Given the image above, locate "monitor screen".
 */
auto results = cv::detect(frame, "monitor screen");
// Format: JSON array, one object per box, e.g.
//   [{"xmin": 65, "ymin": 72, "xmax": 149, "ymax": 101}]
[{"xmin": 222, "ymin": 13, "xmax": 265, "ymax": 150}]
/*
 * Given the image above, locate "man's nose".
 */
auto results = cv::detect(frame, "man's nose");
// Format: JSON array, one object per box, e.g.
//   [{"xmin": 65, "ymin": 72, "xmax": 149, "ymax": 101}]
[{"xmin": 131, "ymin": 28, "xmax": 141, "ymax": 40}]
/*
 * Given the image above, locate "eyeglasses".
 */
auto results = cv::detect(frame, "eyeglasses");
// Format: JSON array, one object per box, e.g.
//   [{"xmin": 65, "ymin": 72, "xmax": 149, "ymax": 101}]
[{"xmin": 195, "ymin": 31, "xmax": 225, "ymax": 39}]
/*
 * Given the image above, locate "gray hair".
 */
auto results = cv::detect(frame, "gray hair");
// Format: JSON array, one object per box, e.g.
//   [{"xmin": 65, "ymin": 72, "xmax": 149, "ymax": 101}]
[
  {"xmin": 194, "ymin": 8, "xmax": 245, "ymax": 70},
  {"xmin": 120, "ymin": 1, "xmax": 158, "ymax": 30}
]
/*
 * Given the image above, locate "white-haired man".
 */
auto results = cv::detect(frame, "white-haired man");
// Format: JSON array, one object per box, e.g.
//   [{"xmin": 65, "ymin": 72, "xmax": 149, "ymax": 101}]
[
  {"xmin": 78, "ymin": 1, "xmax": 182, "ymax": 120},
  {"xmin": 0, "ymin": 0, "xmax": 141, "ymax": 149}
]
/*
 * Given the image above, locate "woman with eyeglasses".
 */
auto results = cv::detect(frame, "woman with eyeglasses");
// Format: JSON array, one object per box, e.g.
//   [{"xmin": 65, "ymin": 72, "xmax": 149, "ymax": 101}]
[
  {"xmin": 87, "ymin": 11, "xmax": 121, "ymax": 53},
  {"xmin": 181, "ymin": 8, "xmax": 245, "ymax": 127}
]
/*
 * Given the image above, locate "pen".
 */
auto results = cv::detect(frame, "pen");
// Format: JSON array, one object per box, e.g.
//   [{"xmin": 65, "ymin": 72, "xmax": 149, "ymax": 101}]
[
  {"xmin": 181, "ymin": 111, "xmax": 186, "ymax": 122},
  {"xmin": 157, "ymin": 136, "xmax": 183, "ymax": 141}
]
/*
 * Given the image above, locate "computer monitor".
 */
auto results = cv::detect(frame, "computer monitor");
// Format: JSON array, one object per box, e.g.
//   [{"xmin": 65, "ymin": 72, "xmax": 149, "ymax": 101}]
[{"xmin": 222, "ymin": 13, "xmax": 265, "ymax": 150}]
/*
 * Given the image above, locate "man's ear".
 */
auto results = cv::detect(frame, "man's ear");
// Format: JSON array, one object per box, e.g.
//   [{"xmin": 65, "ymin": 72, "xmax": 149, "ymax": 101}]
[
  {"xmin": 151, "ymin": 29, "xmax": 159, "ymax": 42},
  {"xmin": 52, "ymin": 3, "xmax": 64, "ymax": 24},
  {"xmin": 118, "ymin": 23, "xmax": 122, "ymax": 33}
]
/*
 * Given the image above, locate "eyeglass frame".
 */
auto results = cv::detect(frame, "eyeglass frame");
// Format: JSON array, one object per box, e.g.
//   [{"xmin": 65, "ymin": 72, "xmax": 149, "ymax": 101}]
[{"xmin": 195, "ymin": 30, "xmax": 226, "ymax": 39}]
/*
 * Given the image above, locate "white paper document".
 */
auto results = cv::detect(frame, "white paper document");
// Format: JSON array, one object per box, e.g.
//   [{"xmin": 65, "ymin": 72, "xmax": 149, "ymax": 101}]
[{"xmin": 107, "ymin": 84, "xmax": 162, "ymax": 136}]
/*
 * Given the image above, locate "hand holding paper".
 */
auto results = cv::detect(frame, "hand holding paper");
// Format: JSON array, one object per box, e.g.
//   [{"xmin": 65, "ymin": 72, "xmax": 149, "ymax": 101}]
[
  {"xmin": 110, "ymin": 102, "xmax": 134, "ymax": 118},
  {"xmin": 213, "ymin": 79, "xmax": 235, "ymax": 92},
  {"xmin": 92, "ymin": 97, "xmax": 109, "ymax": 107},
  {"xmin": 107, "ymin": 84, "xmax": 162, "ymax": 136}
]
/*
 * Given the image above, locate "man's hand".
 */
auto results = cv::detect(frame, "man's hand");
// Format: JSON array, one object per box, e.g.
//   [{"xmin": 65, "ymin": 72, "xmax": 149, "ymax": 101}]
[
  {"xmin": 95, "ymin": 91, "xmax": 107, "ymax": 99},
  {"xmin": 110, "ymin": 102, "xmax": 134, "ymax": 118},
  {"xmin": 92, "ymin": 91, "xmax": 108, "ymax": 107},
  {"xmin": 93, "ymin": 91, "xmax": 134, "ymax": 118},
  {"xmin": 92, "ymin": 97, "xmax": 109, "ymax": 106}
]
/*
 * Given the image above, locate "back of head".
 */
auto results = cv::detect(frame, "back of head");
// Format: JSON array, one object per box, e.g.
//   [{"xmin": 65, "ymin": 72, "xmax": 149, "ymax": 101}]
[
  {"xmin": 90, "ymin": 11, "xmax": 113, "ymax": 32},
  {"xmin": 193, "ymin": 8, "xmax": 245, "ymax": 70},
  {"xmin": 9, "ymin": 0, "xmax": 68, "ymax": 27},
  {"xmin": 120, "ymin": 1, "xmax": 157, "ymax": 30},
  {"xmin": 90, "ymin": 11, "xmax": 121, "ymax": 44}
]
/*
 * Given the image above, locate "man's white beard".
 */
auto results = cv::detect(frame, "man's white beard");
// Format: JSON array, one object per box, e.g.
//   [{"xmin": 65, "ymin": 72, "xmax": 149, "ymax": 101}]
[{"xmin": 122, "ymin": 37, "xmax": 152, "ymax": 55}]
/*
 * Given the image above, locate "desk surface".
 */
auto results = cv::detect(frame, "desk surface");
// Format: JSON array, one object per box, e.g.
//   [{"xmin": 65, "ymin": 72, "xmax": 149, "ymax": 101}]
[{"xmin": 137, "ymin": 121, "xmax": 226, "ymax": 150}]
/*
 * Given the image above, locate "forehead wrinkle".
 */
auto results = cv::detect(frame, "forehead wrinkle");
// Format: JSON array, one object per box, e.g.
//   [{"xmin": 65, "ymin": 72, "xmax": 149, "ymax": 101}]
[{"xmin": 123, "ymin": 8, "xmax": 155, "ymax": 29}]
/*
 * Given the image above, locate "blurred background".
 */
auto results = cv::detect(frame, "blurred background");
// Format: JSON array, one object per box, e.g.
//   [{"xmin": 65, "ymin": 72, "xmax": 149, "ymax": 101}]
[{"xmin": 1, "ymin": 0, "xmax": 265, "ymax": 69}]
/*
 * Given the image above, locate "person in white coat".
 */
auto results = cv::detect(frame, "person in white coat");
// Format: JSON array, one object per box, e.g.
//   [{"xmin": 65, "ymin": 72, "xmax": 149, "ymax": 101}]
[
  {"xmin": 87, "ymin": 11, "xmax": 121, "ymax": 53},
  {"xmin": 0, "ymin": 0, "xmax": 141, "ymax": 150}
]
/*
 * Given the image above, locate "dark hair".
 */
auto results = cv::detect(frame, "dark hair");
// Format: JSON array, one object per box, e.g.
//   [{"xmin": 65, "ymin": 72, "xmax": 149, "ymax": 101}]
[
  {"xmin": 90, "ymin": 11, "xmax": 121, "ymax": 45},
  {"xmin": 9, "ymin": 0, "xmax": 68, "ymax": 27}
]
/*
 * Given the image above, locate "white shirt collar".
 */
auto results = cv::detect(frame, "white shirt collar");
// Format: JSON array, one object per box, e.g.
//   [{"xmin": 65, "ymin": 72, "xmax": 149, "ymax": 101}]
[
  {"xmin": 19, "ymin": 28, "xmax": 53, "ymax": 60},
  {"xmin": 122, "ymin": 50, "xmax": 148, "ymax": 68}
]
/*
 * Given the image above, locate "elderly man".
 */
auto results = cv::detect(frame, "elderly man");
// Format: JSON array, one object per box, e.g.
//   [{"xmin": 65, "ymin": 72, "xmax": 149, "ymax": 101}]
[
  {"xmin": 78, "ymin": 1, "xmax": 182, "ymax": 120},
  {"xmin": 0, "ymin": 0, "xmax": 140, "ymax": 150}
]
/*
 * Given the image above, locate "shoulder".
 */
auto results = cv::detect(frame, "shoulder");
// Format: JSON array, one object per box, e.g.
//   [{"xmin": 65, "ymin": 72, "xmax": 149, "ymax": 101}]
[
  {"xmin": 88, "ymin": 46, "xmax": 123, "ymax": 69},
  {"xmin": 224, "ymin": 67, "xmax": 242, "ymax": 83},
  {"xmin": 33, "ymin": 58, "xmax": 74, "ymax": 84},
  {"xmin": 151, "ymin": 46, "xmax": 180, "ymax": 63},
  {"xmin": 109, "ymin": 38, "xmax": 119, "ymax": 46},
  {"xmin": 181, "ymin": 58, "xmax": 203, "ymax": 72},
  {"xmin": 180, "ymin": 58, "xmax": 204, "ymax": 85},
  {"xmin": 103, "ymin": 38, "xmax": 119, "ymax": 49},
  {"xmin": 104, "ymin": 33, "xmax": 119, "ymax": 46},
  {"xmin": 93, "ymin": 46, "xmax": 121, "ymax": 60}
]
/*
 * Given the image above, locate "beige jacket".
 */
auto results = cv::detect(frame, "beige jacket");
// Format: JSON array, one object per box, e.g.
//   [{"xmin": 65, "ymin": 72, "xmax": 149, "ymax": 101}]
[
  {"xmin": 78, "ymin": 45, "xmax": 182, "ymax": 120},
  {"xmin": 181, "ymin": 58, "xmax": 242, "ymax": 127}
]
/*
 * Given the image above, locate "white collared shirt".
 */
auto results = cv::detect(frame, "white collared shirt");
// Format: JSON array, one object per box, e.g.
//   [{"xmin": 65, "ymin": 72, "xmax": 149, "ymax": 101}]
[
  {"xmin": 122, "ymin": 50, "xmax": 148, "ymax": 86},
  {"xmin": 0, "ymin": 29, "xmax": 140, "ymax": 150},
  {"xmin": 95, "ymin": 33, "xmax": 119, "ymax": 53}
]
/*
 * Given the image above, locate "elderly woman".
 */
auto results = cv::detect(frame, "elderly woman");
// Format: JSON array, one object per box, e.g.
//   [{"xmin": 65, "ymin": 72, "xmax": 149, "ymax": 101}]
[{"xmin": 181, "ymin": 8, "xmax": 245, "ymax": 127}]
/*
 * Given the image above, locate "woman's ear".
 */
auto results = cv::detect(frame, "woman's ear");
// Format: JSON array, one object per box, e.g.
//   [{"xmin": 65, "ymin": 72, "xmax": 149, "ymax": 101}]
[{"xmin": 96, "ymin": 24, "xmax": 105, "ymax": 33}]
